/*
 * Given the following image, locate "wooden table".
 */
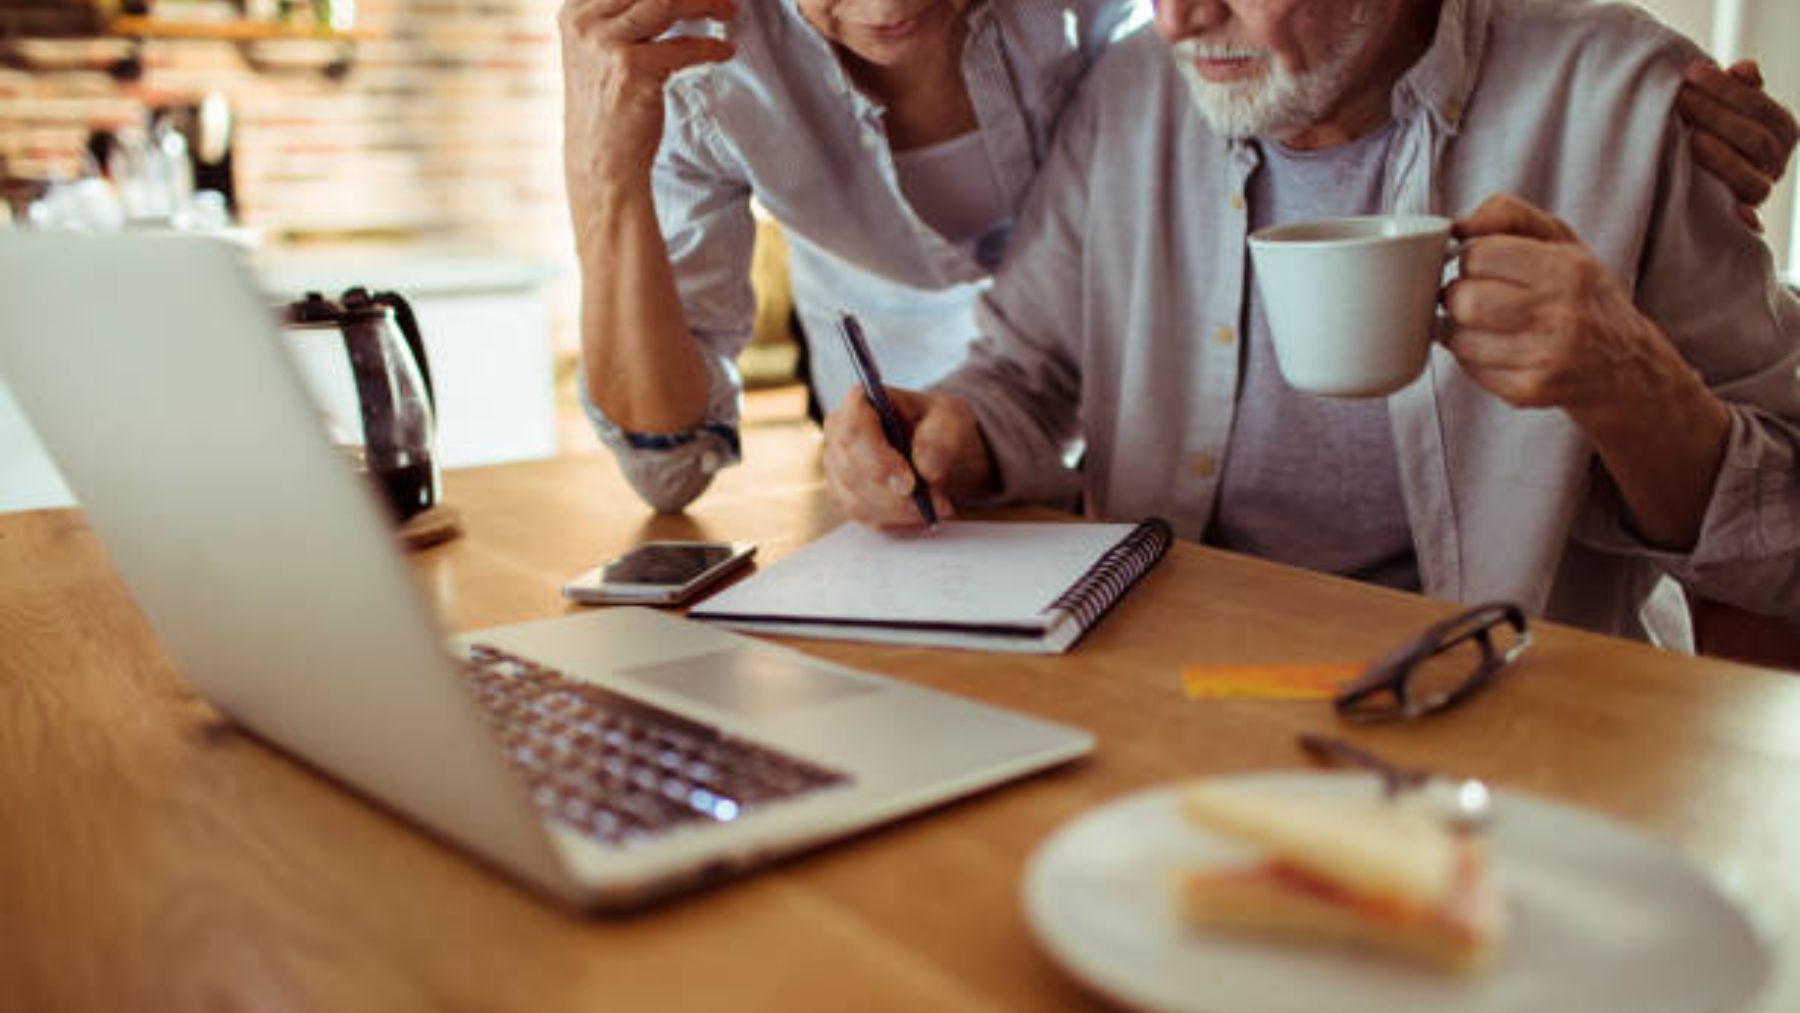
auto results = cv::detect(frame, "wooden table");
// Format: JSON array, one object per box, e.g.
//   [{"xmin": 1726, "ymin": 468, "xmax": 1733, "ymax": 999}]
[{"xmin": 4, "ymin": 418, "xmax": 1797, "ymax": 1012}]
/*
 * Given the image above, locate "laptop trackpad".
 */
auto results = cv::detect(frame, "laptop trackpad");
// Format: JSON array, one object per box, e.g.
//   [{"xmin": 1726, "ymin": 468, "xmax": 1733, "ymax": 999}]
[{"xmin": 616, "ymin": 647, "xmax": 879, "ymax": 719}]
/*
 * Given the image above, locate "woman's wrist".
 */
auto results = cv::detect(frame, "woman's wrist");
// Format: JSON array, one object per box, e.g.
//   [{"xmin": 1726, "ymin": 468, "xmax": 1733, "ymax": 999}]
[{"xmin": 570, "ymin": 172, "xmax": 657, "ymax": 251}]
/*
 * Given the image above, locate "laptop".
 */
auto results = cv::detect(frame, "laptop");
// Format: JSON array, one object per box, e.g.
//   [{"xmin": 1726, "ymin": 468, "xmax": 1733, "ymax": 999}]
[{"xmin": 0, "ymin": 232, "xmax": 1093, "ymax": 910}]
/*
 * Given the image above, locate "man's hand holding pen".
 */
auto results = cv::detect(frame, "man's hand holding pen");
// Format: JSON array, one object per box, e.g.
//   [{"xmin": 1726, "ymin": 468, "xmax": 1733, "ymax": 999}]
[{"xmin": 823, "ymin": 386, "xmax": 997, "ymax": 531}]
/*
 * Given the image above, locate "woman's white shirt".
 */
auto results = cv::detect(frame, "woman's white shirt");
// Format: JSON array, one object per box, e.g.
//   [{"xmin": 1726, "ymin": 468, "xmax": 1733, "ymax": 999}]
[{"xmin": 582, "ymin": 0, "xmax": 1145, "ymax": 511}]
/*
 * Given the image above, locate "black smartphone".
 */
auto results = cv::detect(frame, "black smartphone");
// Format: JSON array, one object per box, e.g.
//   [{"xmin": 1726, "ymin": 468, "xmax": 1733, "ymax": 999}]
[{"xmin": 560, "ymin": 541, "xmax": 756, "ymax": 606}]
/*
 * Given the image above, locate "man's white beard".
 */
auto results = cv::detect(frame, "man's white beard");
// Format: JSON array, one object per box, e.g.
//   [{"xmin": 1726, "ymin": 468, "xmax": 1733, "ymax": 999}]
[{"xmin": 1172, "ymin": 8, "xmax": 1378, "ymax": 140}]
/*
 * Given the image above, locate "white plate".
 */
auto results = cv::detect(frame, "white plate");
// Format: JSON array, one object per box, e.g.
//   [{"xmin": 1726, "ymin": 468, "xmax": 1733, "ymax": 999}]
[{"xmin": 1023, "ymin": 772, "xmax": 1770, "ymax": 1013}]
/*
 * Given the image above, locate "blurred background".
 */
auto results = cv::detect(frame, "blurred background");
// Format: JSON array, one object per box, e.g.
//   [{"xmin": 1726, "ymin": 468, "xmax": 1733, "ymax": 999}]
[
  {"xmin": 0, "ymin": 0, "xmax": 798, "ymax": 510},
  {"xmin": 0, "ymin": 0, "xmax": 1794, "ymax": 512}
]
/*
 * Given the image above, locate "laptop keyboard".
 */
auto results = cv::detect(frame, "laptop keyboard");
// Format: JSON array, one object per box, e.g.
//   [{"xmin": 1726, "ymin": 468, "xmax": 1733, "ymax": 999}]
[{"xmin": 460, "ymin": 644, "xmax": 853, "ymax": 847}]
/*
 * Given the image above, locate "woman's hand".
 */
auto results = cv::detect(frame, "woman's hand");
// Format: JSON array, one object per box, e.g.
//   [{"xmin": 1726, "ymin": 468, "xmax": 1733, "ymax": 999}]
[
  {"xmin": 559, "ymin": 0, "xmax": 737, "ymax": 191},
  {"xmin": 1677, "ymin": 59, "xmax": 1799, "ymax": 230}
]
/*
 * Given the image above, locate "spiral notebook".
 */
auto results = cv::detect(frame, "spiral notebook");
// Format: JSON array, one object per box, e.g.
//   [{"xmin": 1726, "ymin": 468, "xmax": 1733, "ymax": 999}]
[{"xmin": 690, "ymin": 519, "xmax": 1173, "ymax": 654}]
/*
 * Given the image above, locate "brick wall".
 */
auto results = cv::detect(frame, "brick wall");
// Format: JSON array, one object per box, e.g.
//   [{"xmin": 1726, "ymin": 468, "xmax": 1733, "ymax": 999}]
[
  {"xmin": 3, "ymin": 2, "xmax": 809, "ymax": 391},
  {"xmin": 1, "ymin": 0, "xmax": 569, "ymax": 258}
]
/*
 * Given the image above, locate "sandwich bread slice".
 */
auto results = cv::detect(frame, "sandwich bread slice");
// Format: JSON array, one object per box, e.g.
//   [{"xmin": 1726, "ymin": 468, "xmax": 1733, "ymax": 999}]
[{"xmin": 1177, "ymin": 782, "xmax": 1505, "ymax": 972}]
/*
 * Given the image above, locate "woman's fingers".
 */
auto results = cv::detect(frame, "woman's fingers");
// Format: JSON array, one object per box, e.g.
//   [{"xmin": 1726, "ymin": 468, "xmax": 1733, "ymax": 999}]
[
  {"xmin": 566, "ymin": 0, "xmax": 736, "ymax": 42},
  {"xmin": 1677, "ymin": 59, "xmax": 1798, "ymax": 208}
]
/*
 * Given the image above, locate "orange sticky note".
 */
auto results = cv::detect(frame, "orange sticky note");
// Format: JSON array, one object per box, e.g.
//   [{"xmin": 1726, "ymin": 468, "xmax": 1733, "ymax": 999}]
[{"xmin": 1180, "ymin": 663, "xmax": 1364, "ymax": 701}]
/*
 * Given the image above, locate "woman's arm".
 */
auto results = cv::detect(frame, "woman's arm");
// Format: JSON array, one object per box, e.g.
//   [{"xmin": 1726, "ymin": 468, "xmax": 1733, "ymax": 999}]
[
  {"xmin": 560, "ymin": 0, "xmax": 738, "ymax": 434},
  {"xmin": 575, "ymin": 179, "xmax": 711, "ymax": 434}
]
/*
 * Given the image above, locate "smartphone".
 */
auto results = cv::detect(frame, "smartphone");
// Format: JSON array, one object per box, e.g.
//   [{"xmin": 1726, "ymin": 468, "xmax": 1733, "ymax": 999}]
[{"xmin": 561, "ymin": 541, "xmax": 755, "ymax": 606}]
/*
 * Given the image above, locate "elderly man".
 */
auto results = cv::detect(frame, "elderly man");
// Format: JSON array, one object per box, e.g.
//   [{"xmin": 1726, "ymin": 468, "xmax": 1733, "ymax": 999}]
[{"xmin": 821, "ymin": 0, "xmax": 1800, "ymax": 642}]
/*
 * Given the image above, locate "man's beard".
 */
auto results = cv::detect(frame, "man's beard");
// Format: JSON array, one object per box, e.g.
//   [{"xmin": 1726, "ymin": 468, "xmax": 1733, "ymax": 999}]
[{"xmin": 1171, "ymin": 6, "xmax": 1378, "ymax": 140}]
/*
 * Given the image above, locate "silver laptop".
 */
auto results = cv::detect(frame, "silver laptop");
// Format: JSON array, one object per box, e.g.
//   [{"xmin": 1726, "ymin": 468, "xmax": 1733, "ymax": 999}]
[{"xmin": 0, "ymin": 232, "xmax": 1092, "ymax": 910}]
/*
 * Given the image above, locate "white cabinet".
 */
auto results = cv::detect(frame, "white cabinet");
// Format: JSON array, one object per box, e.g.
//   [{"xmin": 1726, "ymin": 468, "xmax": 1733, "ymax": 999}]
[{"xmin": 403, "ymin": 289, "xmax": 559, "ymax": 469}]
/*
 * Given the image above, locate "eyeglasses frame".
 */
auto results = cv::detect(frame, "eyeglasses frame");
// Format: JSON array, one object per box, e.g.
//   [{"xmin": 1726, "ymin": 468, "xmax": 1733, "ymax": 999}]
[{"xmin": 1334, "ymin": 601, "xmax": 1530, "ymax": 721}]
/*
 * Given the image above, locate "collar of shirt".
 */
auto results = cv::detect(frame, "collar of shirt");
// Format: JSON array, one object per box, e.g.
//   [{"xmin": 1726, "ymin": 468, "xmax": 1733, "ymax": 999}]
[
  {"xmin": 1392, "ymin": 0, "xmax": 1488, "ymax": 137},
  {"xmin": 1211, "ymin": 0, "xmax": 1482, "ymax": 212}
]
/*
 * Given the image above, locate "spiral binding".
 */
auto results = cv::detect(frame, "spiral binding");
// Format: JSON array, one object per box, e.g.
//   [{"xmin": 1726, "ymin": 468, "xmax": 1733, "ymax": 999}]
[{"xmin": 1047, "ymin": 517, "xmax": 1174, "ymax": 634}]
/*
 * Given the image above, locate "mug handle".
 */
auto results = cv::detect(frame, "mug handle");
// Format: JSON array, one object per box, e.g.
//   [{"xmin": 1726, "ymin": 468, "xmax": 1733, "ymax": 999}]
[{"xmin": 1433, "ymin": 236, "xmax": 1467, "ymax": 343}]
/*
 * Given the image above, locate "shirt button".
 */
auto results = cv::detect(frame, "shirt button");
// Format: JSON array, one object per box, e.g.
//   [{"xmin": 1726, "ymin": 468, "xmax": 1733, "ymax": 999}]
[
  {"xmin": 1213, "ymin": 326, "xmax": 1235, "ymax": 347},
  {"xmin": 1444, "ymin": 99, "xmax": 1463, "ymax": 123},
  {"xmin": 1229, "ymin": 193, "xmax": 1245, "ymax": 212},
  {"xmin": 1190, "ymin": 454, "xmax": 1216, "ymax": 479},
  {"xmin": 861, "ymin": 133, "xmax": 880, "ymax": 151},
  {"xmin": 700, "ymin": 450, "xmax": 721, "ymax": 473}
]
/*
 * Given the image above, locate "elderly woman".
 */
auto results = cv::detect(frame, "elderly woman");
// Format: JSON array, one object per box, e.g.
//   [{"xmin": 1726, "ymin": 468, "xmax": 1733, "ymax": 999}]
[{"xmin": 559, "ymin": 0, "xmax": 1797, "ymax": 512}]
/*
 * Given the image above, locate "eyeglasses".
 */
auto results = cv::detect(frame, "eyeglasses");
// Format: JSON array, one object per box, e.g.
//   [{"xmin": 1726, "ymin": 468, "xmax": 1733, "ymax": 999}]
[{"xmin": 1334, "ymin": 602, "xmax": 1529, "ymax": 721}]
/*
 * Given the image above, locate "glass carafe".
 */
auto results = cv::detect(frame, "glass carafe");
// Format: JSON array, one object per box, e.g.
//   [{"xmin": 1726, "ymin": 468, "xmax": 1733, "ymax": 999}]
[{"xmin": 283, "ymin": 288, "xmax": 440, "ymax": 523}]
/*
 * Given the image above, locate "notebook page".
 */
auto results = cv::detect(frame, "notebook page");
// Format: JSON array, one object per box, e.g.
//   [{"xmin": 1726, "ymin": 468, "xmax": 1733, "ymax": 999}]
[{"xmin": 696, "ymin": 521, "xmax": 1139, "ymax": 627}]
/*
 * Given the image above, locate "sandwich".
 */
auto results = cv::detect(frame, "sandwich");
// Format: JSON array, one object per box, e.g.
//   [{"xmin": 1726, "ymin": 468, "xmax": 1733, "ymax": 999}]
[{"xmin": 1175, "ymin": 782, "xmax": 1505, "ymax": 972}]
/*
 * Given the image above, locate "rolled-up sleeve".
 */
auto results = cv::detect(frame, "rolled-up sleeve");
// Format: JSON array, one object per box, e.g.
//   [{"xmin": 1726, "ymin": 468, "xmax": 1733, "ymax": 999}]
[
  {"xmin": 582, "ymin": 351, "xmax": 744, "ymax": 512},
  {"xmin": 1573, "ymin": 114, "xmax": 1800, "ymax": 618},
  {"xmin": 582, "ymin": 79, "xmax": 757, "ymax": 512}
]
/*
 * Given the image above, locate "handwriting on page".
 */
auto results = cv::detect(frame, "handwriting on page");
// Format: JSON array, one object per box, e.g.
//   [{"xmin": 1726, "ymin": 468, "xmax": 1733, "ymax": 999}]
[{"xmin": 700, "ymin": 521, "xmax": 1139, "ymax": 626}]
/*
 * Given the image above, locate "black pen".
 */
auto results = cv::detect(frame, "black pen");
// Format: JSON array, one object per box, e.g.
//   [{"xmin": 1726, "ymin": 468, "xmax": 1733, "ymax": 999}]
[{"xmin": 837, "ymin": 313, "xmax": 939, "ymax": 528}]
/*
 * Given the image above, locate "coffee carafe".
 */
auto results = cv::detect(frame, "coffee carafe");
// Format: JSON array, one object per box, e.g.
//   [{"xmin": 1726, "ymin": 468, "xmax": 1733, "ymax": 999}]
[{"xmin": 283, "ymin": 288, "xmax": 441, "ymax": 523}]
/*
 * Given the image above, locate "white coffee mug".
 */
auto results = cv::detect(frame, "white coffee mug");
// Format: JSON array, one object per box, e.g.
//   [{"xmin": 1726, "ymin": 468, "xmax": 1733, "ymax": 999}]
[{"xmin": 1247, "ymin": 214, "xmax": 1454, "ymax": 397}]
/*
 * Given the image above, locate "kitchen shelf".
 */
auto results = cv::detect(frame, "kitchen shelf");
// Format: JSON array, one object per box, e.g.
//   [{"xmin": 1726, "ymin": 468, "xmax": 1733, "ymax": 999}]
[
  {"xmin": 108, "ymin": 15, "xmax": 377, "ymax": 43},
  {"xmin": 97, "ymin": 14, "xmax": 378, "ymax": 79}
]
